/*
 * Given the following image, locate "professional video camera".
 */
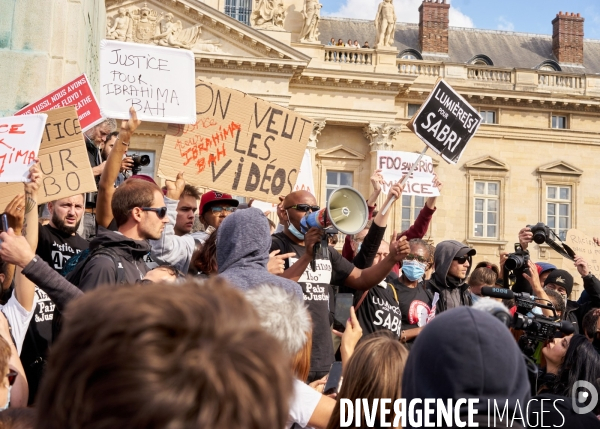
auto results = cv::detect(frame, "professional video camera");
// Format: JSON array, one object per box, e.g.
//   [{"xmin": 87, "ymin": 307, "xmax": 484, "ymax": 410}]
[
  {"xmin": 127, "ymin": 154, "xmax": 151, "ymax": 175},
  {"xmin": 481, "ymin": 286, "xmax": 575, "ymax": 357}
]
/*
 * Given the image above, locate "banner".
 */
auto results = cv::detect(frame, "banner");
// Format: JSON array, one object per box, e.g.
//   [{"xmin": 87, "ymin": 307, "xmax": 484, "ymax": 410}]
[
  {"xmin": 407, "ymin": 78, "xmax": 481, "ymax": 164},
  {"xmin": 0, "ymin": 114, "xmax": 47, "ymax": 182},
  {"xmin": 15, "ymin": 74, "xmax": 102, "ymax": 131},
  {"xmin": 158, "ymin": 80, "xmax": 312, "ymax": 204},
  {"xmin": 99, "ymin": 40, "xmax": 196, "ymax": 124},
  {"xmin": 0, "ymin": 107, "xmax": 96, "ymax": 209},
  {"xmin": 566, "ymin": 229, "xmax": 600, "ymax": 273},
  {"xmin": 377, "ymin": 150, "xmax": 440, "ymax": 197}
]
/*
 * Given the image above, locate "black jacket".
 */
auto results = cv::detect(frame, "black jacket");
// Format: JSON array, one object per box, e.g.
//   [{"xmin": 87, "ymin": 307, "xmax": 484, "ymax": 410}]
[
  {"xmin": 79, "ymin": 227, "xmax": 151, "ymax": 291},
  {"xmin": 425, "ymin": 240, "xmax": 473, "ymax": 313}
]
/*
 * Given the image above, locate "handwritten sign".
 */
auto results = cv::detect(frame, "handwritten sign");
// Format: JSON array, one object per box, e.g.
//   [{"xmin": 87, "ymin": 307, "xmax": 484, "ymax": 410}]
[
  {"xmin": 566, "ymin": 229, "xmax": 600, "ymax": 273},
  {"xmin": 377, "ymin": 150, "xmax": 440, "ymax": 197},
  {"xmin": 99, "ymin": 40, "xmax": 196, "ymax": 124},
  {"xmin": 15, "ymin": 74, "xmax": 102, "ymax": 131},
  {"xmin": 0, "ymin": 114, "xmax": 47, "ymax": 182},
  {"xmin": 158, "ymin": 80, "xmax": 312, "ymax": 204},
  {"xmin": 407, "ymin": 79, "xmax": 481, "ymax": 164},
  {"xmin": 0, "ymin": 107, "xmax": 96, "ymax": 209}
]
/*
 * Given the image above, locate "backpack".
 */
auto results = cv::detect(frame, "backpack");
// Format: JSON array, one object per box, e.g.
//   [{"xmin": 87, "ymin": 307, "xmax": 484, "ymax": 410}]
[{"xmin": 64, "ymin": 247, "xmax": 126, "ymax": 287}]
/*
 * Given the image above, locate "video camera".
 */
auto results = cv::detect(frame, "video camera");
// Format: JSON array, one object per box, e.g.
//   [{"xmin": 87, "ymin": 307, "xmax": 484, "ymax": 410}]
[
  {"xmin": 127, "ymin": 154, "xmax": 151, "ymax": 175},
  {"xmin": 481, "ymin": 287, "xmax": 575, "ymax": 357}
]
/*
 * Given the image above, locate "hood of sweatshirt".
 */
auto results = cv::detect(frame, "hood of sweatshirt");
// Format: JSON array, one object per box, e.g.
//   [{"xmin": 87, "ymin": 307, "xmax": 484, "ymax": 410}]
[
  {"xmin": 217, "ymin": 208, "xmax": 302, "ymax": 299},
  {"xmin": 89, "ymin": 227, "xmax": 151, "ymax": 260},
  {"xmin": 431, "ymin": 240, "xmax": 474, "ymax": 290},
  {"xmin": 402, "ymin": 307, "xmax": 531, "ymax": 427}
]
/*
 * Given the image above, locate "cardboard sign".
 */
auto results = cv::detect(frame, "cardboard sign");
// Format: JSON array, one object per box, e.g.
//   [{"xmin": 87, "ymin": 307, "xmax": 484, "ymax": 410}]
[
  {"xmin": 99, "ymin": 40, "xmax": 196, "ymax": 124},
  {"xmin": 158, "ymin": 80, "xmax": 312, "ymax": 204},
  {"xmin": 0, "ymin": 114, "xmax": 47, "ymax": 182},
  {"xmin": 0, "ymin": 107, "xmax": 96, "ymax": 209},
  {"xmin": 407, "ymin": 79, "xmax": 481, "ymax": 164},
  {"xmin": 377, "ymin": 150, "xmax": 440, "ymax": 197},
  {"xmin": 252, "ymin": 149, "xmax": 315, "ymax": 212},
  {"xmin": 566, "ymin": 229, "xmax": 600, "ymax": 273},
  {"xmin": 15, "ymin": 74, "xmax": 102, "ymax": 131}
]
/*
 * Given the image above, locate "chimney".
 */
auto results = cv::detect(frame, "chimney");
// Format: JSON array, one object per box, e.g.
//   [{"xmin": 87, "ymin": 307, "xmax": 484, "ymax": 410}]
[
  {"xmin": 419, "ymin": 0, "xmax": 450, "ymax": 55},
  {"xmin": 552, "ymin": 11, "xmax": 584, "ymax": 65}
]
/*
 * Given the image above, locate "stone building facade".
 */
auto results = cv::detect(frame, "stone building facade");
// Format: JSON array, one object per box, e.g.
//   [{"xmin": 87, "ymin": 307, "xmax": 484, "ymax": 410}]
[{"xmin": 3, "ymin": 0, "xmax": 600, "ymax": 295}]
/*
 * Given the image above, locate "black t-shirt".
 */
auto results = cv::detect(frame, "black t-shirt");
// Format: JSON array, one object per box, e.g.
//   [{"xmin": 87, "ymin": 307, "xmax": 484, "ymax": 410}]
[
  {"xmin": 354, "ymin": 279, "xmax": 402, "ymax": 339},
  {"xmin": 271, "ymin": 232, "xmax": 355, "ymax": 372},
  {"xmin": 390, "ymin": 274, "xmax": 434, "ymax": 331}
]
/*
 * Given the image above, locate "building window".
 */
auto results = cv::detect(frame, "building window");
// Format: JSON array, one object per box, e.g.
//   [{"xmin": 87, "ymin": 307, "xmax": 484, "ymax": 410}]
[
  {"xmin": 473, "ymin": 181, "xmax": 499, "ymax": 238},
  {"xmin": 479, "ymin": 110, "xmax": 496, "ymax": 124},
  {"xmin": 225, "ymin": 0, "xmax": 252, "ymax": 25},
  {"xmin": 408, "ymin": 104, "xmax": 421, "ymax": 117},
  {"xmin": 468, "ymin": 54, "xmax": 494, "ymax": 66},
  {"xmin": 326, "ymin": 171, "xmax": 353, "ymax": 202},
  {"xmin": 129, "ymin": 150, "xmax": 155, "ymax": 178},
  {"xmin": 399, "ymin": 49, "xmax": 423, "ymax": 60},
  {"xmin": 401, "ymin": 195, "xmax": 426, "ymax": 232},
  {"xmin": 552, "ymin": 115, "xmax": 567, "ymax": 129},
  {"xmin": 546, "ymin": 185, "xmax": 571, "ymax": 240}
]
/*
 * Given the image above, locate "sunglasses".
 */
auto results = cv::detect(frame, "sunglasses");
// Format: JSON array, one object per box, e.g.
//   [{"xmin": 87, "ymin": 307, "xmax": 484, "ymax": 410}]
[
  {"xmin": 7, "ymin": 370, "xmax": 17, "ymax": 387},
  {"xmin": 285, "ymin": 204, "xmax": 320, "ymax": 213},
  {"xmin": 135, "ymin": 279, "xmax": 153, "ymax": 285},
  {"xmin": 454, "ymin": 256, "xmax": 469, "ymax": 264},
  {"xmin": 405, "ymin": 254, "xmax": 428, "ymax": 264},
  {"xmin": 141, "ymin": 207, "xmax": 167, "ymax": 219},
  {"xmin": 210, "ymin": 206, "xmax": 236, "ymax": 214}
]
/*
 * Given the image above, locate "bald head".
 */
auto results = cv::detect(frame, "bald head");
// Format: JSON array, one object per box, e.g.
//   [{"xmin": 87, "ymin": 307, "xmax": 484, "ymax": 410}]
[{"xmin": 283, "ymin": 190, "xmax": 316, "ymax": 208}]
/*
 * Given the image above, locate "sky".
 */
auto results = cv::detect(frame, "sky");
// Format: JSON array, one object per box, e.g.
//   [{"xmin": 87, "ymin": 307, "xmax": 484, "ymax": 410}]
[{"xmin": 320, "ymin": 0, "xmax": 600, "ymax": 39}]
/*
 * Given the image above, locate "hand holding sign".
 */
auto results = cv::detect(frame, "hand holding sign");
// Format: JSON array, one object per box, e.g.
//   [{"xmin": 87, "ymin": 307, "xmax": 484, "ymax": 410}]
[{"xmin": 118, "ymin": 107, "xmax": 142, "ymax": 144}]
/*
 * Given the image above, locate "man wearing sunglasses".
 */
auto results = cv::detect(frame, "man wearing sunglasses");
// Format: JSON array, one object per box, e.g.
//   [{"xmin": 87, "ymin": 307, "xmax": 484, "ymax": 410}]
[
  {"xmin": 425, "ymin": 240, "xmax": 476, "ymax": 314},
  {"xmin": 76, "ymin": 178, "xmax": 168, "ymax": 291}
]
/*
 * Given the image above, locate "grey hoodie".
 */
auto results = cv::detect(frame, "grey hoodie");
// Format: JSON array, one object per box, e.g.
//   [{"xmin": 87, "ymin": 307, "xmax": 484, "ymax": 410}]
[
  {"xmin": 426, "ymin": 240, "xmax": 473, "ymax": 313},
  {"xmin": 217, "ymin": 208, "xmax": 302, "ymax": 300}
]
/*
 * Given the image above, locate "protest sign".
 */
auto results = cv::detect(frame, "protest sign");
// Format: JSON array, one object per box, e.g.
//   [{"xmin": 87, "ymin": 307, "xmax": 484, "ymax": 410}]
[
  {"xmin": 99, "ymin": 40, "xmax": 196, "ymax": 124},
  {"xmin": 252, "ymin": 149, "xmax": 315, "ymax": 212},
  {"xmin": 377, "ymin": 150, "xmax": 440, "ymax": 197},
  {"xmin": 15, "ymin": 74, "xmax": 102, "ymax": 131},
  {"xmin": 0, "ymin": 107, "xmax": 96, "ymax": 209},
  {"xmin": 0, "ymin": 114, "xmax": 47, "ymax": 183},
  {"xmin": 566, "ymin": 229, "xmax": 600, "ymax": 273},
  {"xmin": 158, "ymin": 80, "xmax": 312, "ymax": 204},
  {"xmin": 407, "ymin": 79, "xmax": 481, "ymax": 164}
]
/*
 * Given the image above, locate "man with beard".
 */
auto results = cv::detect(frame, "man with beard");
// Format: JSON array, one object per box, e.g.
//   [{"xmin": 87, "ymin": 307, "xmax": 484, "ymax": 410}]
[{"xmin": 21, "ymin": 194, "xmax": 90, "ymax": 403}]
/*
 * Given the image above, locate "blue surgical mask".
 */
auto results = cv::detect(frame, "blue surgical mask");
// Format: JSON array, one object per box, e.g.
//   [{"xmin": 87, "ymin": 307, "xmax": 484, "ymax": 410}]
[
  {"xmin": 286, "ymin": 211, "xmax": 305, "ymax": 240},
  {"xmin": 402, "ymin": 260, "xmax": 426, "ymax": 281},
  {"xmin": 356, "ymin": 243, "xmax": 362, "ymax": 254},
  {"xmin": 0, "ymin": 386, "xmax": 11, "ymax": 412}
]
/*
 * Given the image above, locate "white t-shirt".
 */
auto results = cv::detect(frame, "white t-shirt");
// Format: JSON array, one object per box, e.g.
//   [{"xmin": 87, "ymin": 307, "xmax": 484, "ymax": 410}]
[
  {"xmin": 1, "ymin": 290, "xmax": 38, "ymax": 355},
  {"xmin": 286, "ymin": 379, "xmax": 322, "ymax": 429}
]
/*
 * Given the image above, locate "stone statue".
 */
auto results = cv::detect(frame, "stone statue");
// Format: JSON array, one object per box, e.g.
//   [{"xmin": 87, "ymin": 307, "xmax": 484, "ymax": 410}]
[
  {"xmin": 375, "ymin": 0, "xmax": 396, "ymax": 49},
  {"xmin": 107, "ymin": 8, "xmax": 130, "ymax": 41},
  {"xmin": 153, "ymin": 13, "xmax": 202, "ymax": 49},
  {"xmin": 126, "ymin": 3, "xmax": 160, "ymax": 44},
  {"xmin": 299, "ymin": 0, "xmax": 322, "ymax": 43},
  {"xmin": 251, "ymin": 0, "xmax": 286, "ymax": 30}
]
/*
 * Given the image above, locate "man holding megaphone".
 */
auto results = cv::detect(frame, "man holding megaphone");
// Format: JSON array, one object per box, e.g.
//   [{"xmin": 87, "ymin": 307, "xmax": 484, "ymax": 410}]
[{"xmin": 271, "ymin": 185, "xmax": 409, "ymax": 382}]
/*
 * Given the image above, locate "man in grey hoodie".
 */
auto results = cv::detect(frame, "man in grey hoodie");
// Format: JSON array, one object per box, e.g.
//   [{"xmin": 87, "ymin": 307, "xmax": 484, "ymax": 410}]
[
  {"xmin": 217, "ymin": 208, "xmax": 303, "ymax": 300},
  {"xmin": 426, "ymin": 240, "xmax": 476, "ymax": 313}
]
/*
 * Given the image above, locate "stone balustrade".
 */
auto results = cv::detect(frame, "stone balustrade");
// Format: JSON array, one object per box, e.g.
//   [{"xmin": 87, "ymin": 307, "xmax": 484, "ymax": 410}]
[
  {"xmin": 324, "ymin": 45, "xmax": 374, "ymax": 65},
  {"xmin": 538, "ymin": 72, "xmax": 585, "ymax": 91},
  {"xmin": 397, "ymin": 59, "xmax": 442, "ymax": 77},
  {"xmin": 467, "ymin": 66, "xmax": 512, "ymax": 83}
]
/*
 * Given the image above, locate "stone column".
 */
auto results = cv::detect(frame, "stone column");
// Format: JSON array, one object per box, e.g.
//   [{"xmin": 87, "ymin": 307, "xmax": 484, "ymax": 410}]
[{"xmin": 363, "ymin": 123, "xmax": 402, "ymax": 224}]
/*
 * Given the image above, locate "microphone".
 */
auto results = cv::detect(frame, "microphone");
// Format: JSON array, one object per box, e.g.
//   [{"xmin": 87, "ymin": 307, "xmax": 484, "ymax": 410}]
[
  {"xmin": 481, "ymin": 286, "xmax": 515, "ymax": 300},
  {"xmin": 472, "ymin": 297, "xmax": 512, "ymax": 328},
  {"xmin": 559, "ymin": 320, "xmax": 576, "ymax": 335}
]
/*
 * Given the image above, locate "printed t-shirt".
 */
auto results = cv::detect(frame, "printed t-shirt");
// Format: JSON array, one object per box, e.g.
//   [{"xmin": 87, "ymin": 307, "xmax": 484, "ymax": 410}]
[{"xmin": 271, "ymin": 232, "xmax": 354, "ymax": 373}]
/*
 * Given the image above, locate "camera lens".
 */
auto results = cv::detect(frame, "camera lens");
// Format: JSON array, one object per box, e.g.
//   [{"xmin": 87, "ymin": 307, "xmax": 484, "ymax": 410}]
[
  {"xmin": 140, "ymin": 155, "xmax": 151, "ymax": 166},
  {"xmin": 532, "ymin": 232, "xmax": 546, "ymax": 244},
  {"xmin": 505, "ymin": 254, "xmax": 525, "ymax": 271}
]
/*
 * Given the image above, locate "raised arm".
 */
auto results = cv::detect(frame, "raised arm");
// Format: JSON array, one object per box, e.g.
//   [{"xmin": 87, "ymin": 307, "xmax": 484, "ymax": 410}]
[{"xmin": 96, "ymin": 107, "xmax": 141, "ymax": 227}]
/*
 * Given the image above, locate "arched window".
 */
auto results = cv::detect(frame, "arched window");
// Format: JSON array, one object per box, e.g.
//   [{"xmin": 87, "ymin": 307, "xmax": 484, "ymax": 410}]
[
  {"xmin": 536, "ymin": 60, "xmax": 561, "ymax": 72},
  {"xmin": 398, "ymin": 49, "xmax": 423, "ymax": 60},
  {"xmin": 468, "ymin": 55, "xmax": 494, "ymax": 66}
]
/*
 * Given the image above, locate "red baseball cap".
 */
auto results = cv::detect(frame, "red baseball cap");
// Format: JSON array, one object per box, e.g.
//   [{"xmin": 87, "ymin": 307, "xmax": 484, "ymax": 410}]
[{"xmin": 199, "ymin": 191, "xmax": 239, "ymax": 215}]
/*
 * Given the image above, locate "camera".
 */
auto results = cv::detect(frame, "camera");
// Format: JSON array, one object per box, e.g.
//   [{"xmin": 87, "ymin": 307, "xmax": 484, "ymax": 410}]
[
  {"xmin": 502, "ymin": 244, "xmax": 530, "ymax": 288},
  {"xmin": 127, "ymin": 154, "xmax": 150, "ymax": 175},
  {"xmin": 528, "ymin": 222, "xmax": 550, "ymax": 245}
]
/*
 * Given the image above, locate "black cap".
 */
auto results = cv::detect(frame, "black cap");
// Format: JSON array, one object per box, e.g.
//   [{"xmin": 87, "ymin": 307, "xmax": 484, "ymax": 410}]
[
  {"xmin": 455, "ymin": 247, "xmax": 477, "ymax": 258},
  {"xmin": 544, "ymin": 269, "xmax": 573, "ymax": 297}
]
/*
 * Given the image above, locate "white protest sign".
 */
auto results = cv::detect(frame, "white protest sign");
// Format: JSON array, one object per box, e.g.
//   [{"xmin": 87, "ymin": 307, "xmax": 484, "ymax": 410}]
[
  {"xmin": 0, "ymin": 114, "xmax": 47, "ymax": 182},
  {"xmin": 99, "ymin": 40, "xmax": 196, "ymax": 124},
  {"xmin": 252, "ymin": 149, "xmax": 315, "ymax": 212},
  {"xmin": 377, "ymin": 151, "xmax": 439, "ymax": 197}
]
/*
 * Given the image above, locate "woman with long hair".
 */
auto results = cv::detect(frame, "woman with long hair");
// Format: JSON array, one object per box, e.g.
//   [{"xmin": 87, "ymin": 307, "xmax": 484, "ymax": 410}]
[{"xmin": 327, "ymin": 332, "xmax": 408, "ymax": 429}]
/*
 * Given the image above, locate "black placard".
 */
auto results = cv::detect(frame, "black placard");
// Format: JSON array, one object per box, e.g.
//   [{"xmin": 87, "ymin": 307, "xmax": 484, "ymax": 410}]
[{"xmin": 407, "ymin": 79, "xmax": 481, "ymax": 164}]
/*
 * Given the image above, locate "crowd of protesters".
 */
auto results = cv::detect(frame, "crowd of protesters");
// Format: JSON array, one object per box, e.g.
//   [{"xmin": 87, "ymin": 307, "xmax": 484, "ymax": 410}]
[{"xmin": 0, "ymin": 109, "xmax": 597, "ymax": 429}]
